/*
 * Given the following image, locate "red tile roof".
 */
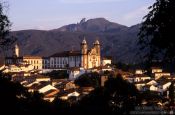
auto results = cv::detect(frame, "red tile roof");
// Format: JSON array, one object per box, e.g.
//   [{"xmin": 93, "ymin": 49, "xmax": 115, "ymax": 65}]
[{"xmin": 50, "ymin": 51, "xmax": 81, "ymax": 57}]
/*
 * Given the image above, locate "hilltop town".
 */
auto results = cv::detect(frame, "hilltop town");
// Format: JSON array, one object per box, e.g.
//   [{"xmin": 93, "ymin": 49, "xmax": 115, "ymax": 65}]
[
  {"xmin": 1, "ymin": 39, "xmax": 113, "ymax": 101},
  {"xmin": 0, "ymin": 38, "xmax": 175, "ymax": 113}
]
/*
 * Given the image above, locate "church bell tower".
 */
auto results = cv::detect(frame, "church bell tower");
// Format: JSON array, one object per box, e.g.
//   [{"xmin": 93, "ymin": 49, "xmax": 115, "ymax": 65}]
[
  {"xmin": 13, "ymin": 43, "xmax": 19, "ymax": 57},
  {"xmin": 81, "ymin": 38, "xmax": 88, "ymax": 69},
  {"xmin": 94, "ymin": 39, "xmax": 101, "ymax": 67}
]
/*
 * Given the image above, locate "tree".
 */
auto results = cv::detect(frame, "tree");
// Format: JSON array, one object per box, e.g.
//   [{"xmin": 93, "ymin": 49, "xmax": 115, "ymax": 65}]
[
  {"xmin": 138, "ymin": 0, "xmax": 175, "ymax": 64},
  {"xmin": 0, "ymin": 72, "xmax": 53, "ymax": 114},
  {"xmin": 73, "ymin": 74, "xmax": 139, "ymax": 115},
  {"xmin": 104, "ymin": 74, "xmax": 139, "ymax": 114},
  {"xmin": 75, "ymin": 72, "xmax": 100, "ymax": 87},
  {"xmin": 169, "ymin": 81, "xmax": 175, "ymax": 105},
  {"xmin": 43, "ymin": 70, "xmax": 69, "ymax": 79},
  {"xmin": 0, "ymin": 2, "xmax": 15, "ymax": 57}
]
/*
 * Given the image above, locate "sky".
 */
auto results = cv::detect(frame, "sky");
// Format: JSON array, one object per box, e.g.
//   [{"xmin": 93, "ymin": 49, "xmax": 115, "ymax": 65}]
[{"xmin": 3, "ymin": 0, "xmax": 155, "ymax": 31}]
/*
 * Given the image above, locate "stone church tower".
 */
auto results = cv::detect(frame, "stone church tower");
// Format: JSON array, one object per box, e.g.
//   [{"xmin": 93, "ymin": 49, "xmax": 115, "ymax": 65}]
[
  {"xmin": 13, "ymin": 43, "xmax": 19, "ymax": 57},
  {"xmin": 81, "ymin": 38, "xmax": 88, "ymax": 69},
  {"xmin": 94, "ymin": 39, "xmax": 101, "ymax": 66}
]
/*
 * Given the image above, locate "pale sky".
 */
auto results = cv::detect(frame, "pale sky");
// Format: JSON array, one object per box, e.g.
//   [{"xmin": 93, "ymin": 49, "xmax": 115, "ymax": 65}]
[{"xmin": 3, "ymin": 0, "xmax": 155, "ymax": 31}]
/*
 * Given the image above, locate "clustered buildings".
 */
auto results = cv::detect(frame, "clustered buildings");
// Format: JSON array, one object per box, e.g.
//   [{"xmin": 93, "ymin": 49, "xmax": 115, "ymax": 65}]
[
  {"xmin": 1, "ymin": 38, "xmax": 174, "ymax": 106},
  {"xmin": 4, "ymin": 39, "xmax": 112, "ymax": 78},
  {"xmin": 5, "ymin": 39, "xmax": 104, "ymax": 70},
  {"xmin": 0, "ymin": 39, "xmax": 112, "ymax": 102}
]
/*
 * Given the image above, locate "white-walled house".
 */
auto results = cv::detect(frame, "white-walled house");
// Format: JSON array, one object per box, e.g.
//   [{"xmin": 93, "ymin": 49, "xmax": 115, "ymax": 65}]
[
  {"xmin": 142, "ymin": 85, "xmax": 158, "ymax": 92},
  {"xmin": 135, "ymin": 82, "xmax": 146, "ymax": 90},
  {"xmin": 101, "ymin": 57, "xmax": 112, "ymax": 66},
  {"xmin": 127, "ymin": 74, "xmax": 151, "ymax": 83},
  {"xmin": 151, "ymin": 67, "xmax": 163, "ymax": 74},
  {"xmin": 35, "ymin": 76, "xmax": 51, "ymax": 82},
  {"xmin": 157, "ymin": 82, "xmax": 171, "ymax": 93},
  {"xmin": 154, "ymin": 72, "xmax": 171, "ymax": 80},
  {"xmin": 150, "ymin": 85, "xmax": 158, "ymax": 91},
  {"xmin": 69, "ymin": 67, "xmax": 85, "ymax": 80},
  {"xmin": 43, "ymin": 89, "xmax": 59, "ymax": 102},
  {"xmin": 3, "ymin": 63, "xmax": 34, "ymax": 73},
  {"xmin": 146, "ymin": 80, "xmax": 158, "ymax": 86},
  {"xmin": 58, "ymin": 90, "xmax": 80, "ymax": 100},
  {"xmin": 135, "ymin": 69, "xmax": 144, "ymax": 74},
  {"xmin": 39, "ymin": 84, "xmax": 57, "ymax": 93}
]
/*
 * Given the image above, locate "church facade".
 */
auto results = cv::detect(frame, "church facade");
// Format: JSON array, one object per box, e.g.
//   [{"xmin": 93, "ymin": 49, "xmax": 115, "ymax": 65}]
[
  {"xmin": 46, "ymin": 39, "xmax": 101, "ymax": 69},
  {"xmin": 5, "ymin": 39, "xmax": 101, "ymax": 70}
]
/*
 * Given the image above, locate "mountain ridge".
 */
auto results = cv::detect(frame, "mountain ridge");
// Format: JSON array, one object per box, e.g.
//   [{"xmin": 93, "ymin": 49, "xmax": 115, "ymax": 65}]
[{"xmin": 0, "ymin": 18, "xmax": 141, "ymax": 64}]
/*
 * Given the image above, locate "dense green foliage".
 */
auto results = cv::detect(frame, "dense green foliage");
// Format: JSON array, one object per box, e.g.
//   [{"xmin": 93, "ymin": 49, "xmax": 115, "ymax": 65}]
[
  {"xmin": 0, "ymin": 72, "xmax": 52, "ymax": 114},
  {"xmin": 138, "ymin": 0, "xmax": 175, "ymax": 63},
  {"xmin": 75, "ymin": 72, "xmax": 100, "ymax": 87},
  {"xmin": 43, "ymin": 70, "xmax": 69, "ymax": 79},
  {"xmin": 72, "ymin": 74, "xmax": 139, "ymax": 114},
  {"xmin": 169, "ymin": 81, "xmax": 175, "ymax": 105},
  {"xmin": 0, "ymin": 2, "xmax": 15, "ymax": 53}
]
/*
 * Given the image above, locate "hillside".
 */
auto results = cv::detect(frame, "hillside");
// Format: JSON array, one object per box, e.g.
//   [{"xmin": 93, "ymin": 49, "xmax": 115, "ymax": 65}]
[{"xmin": 0, "ymin": 18, "xmax": 141, "ymax": 64}]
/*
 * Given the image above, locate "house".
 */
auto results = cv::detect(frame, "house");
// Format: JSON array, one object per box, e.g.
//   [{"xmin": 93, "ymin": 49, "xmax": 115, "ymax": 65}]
[
  {"xmin": 126, "ymin": 74, "xmax": 151, "ymax": 83},
  {"xmin": 135, "ymin": 81, "xmax": 146, "ymax": 90},
  {"xmin": 154, "ymin": 72, "xmax": 171, "ymax": 80},
  {"xmin": 68, "ymin": 67, "xmax": 85, "ymax": 80},
  {"xmin": 64, "ymin": 81, "xmax": 76, "ymax": 90},
  {"xmin": 151, "ymin": 67, "xmax": 163, "ymax": 74},
  {"xmin": 53, "ymin": 79, "xmax": 76, "ymax": 91},
  {"xmin": 10, "ymin": 72, "xmax": 31, "ymax": 79},
  {"xmin": 38, "ymin": 84, "xmax": 57, "ymax": 93},
  {"xmin": 100, "ymin": 65, "xmax": 113, "ymax": 72},
  {"xmin": 156, "ymin": 77, "xmax": 173, "ymax": 93},
  {"xmin": 135, "ymin": 69, "xmax": 145, "ymax": 75},
  {"xmin": 43, "ymin": 89, "xmax": 59, "ymax": 102},
  {"xmin": 143, "ymin": 85, "xmax": 158, "ymax": 92},
  {"xmin": 57, "ymin": 89, "xmax": 80, "ymax": 100},
  {"xmin": 146, "ymin": 80, "xmax": 158, "ymax": 86},
  {"xmin": 92, "ymin": 65, "xmax": 112, "ymax": 73},
  {"xmin": 3, "ymin": 63, "xmax": 34, "ymax": 73},
  {"xmin": 133, "ymin": 74, "xmax": 151, "ymax": 83},
  {"xmin": 27, "ymin": 81, "xmax": 50, "ymax": 92},
  {"xmin": 35, "ymin": 75, "xmax": 51, "ymax": 82},
  {"xmin": 101, "ymin": 57, "xmax": 112, "ymax": 66},
  {"xmin": 157, "ymin": 81, "xmax": 171, "ymax": 93},
  {"xmin": 51, "ymin": 79, "xmax": 68, "ymax": 86},
  {"xmin": 20, "ymin": 80, "xmax": 35, "ymax": 87}
]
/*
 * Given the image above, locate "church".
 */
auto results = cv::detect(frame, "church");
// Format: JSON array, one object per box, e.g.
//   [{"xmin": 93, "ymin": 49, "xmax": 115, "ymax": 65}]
[
  {"xmin": 5, "ymin": 38, "xmax": 101, "ymax": 70},
  {"xmin": 46, "ymin": 39, "xmax": 101, "ymax": 69}
]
